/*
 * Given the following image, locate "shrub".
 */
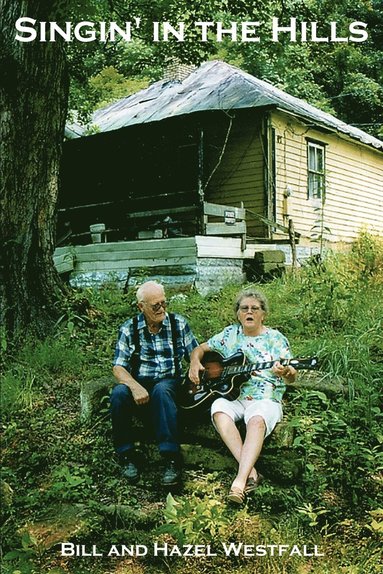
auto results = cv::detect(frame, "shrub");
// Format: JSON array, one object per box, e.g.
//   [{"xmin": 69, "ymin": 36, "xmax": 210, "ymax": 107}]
[
  {"xmin": 350, "ymin": 230, "xmax": 383, "ymax": 284},
  {"xmin": 157, "ymin": 493, "xmax": 229, "ymax": 544}
]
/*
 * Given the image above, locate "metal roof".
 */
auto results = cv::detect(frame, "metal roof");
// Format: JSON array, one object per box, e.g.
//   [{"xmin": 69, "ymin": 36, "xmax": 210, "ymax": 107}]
[
  {"xmin": 64, "ymin": 124, "xmax": 84, "ymax": 139},
  {"xmin": 67, "ymin": 60, "xmax": 383, "ymax": 151}
]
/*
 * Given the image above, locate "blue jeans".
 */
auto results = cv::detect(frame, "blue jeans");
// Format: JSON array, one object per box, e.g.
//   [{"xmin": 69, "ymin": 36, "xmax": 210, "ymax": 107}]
[{"xmin": 110, "ymin": 377, "xmax": 180, "ymax": 456}]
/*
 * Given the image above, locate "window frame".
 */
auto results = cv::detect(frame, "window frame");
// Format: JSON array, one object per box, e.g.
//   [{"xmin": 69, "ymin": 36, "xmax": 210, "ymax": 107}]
[{"xmin": 307, "ymin": 139, "xmax": 326, "ymax": 200}]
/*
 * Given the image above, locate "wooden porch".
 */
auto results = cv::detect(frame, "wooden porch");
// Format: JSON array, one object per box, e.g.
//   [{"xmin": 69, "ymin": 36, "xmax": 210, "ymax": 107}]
[
  {"xmin": 54, "ymin": 193, "xmax": 307, "ymax": 292},
  {"xmin": 53, "ymin": 232, "xmax": 313, "ymax": 293}
]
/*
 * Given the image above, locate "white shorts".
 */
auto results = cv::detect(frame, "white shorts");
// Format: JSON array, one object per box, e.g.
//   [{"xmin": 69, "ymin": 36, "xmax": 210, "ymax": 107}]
[{"xmin": 211, "ymin": 398, "xmax": 283, "ymax": 438}]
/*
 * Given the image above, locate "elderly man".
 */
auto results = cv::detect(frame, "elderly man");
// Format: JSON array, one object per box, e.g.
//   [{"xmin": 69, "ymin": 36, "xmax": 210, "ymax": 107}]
[{"xmin": 111, "ymin": 281, "xmax": 198, "ymax": 486}]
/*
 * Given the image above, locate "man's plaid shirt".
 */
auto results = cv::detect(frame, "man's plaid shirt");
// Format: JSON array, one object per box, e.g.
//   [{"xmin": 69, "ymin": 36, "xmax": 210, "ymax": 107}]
[{"xmin": 113, "ymin": 312, "xmax": 198, "ymax": 380}]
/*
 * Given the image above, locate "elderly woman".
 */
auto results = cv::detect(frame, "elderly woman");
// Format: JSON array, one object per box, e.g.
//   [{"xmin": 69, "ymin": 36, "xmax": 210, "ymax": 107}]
[{"xmin": 188, "ymin": 288, "xmax": 297, "ymax": 503}]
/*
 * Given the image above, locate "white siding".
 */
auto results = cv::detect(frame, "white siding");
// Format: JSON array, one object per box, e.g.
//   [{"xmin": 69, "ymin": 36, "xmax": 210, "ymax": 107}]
[{"xmin": 271, "ymin": 111, "xmax": 383, "ymax": 245}]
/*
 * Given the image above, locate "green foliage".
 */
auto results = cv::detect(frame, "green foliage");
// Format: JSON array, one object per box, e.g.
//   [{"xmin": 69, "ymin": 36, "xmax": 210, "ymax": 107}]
[
  {"xmin": 46, "ymin": 465, "xmax": 94, "ymax": 502},
  {"xmin": 114, "ymin": 39, "xmax": 163, "ymax": 80},
  {"xmin": 2, "ymin": 531, "xmax": 42, "ymax": 574},
  {"xmin": 66, "ymin": 1, "xmax": 383, "ymax": 138},
  {"xmin": 157, "ymin": 492, "xmax": 229, "ymax": 544},
  {"xmin": 1, "ymin": 368, "xmax": 38, "ymax": 413},
  {"xmin": 366, "ymin": 508, "xmax": 383, "ymax": 534},
  {"xmin": 1, "ymin": 232, "xmax": 383, "ymax": 573},
  {"xmin": 295, "ymin": 259, "xmax": 355, "ymax": 333},
  {"xmin": 1, "ymin": 336, "xmax": 85, "ymax": 415},
  {"xmin": 286, "ymin": 386, "xmax": 382, "ymax": 506},
  {"xmin": 350, "ymin": 230, "xmax": 383, "ymax": 283},
  {"xmin": 89, "ymin": 66, "xmax": 150, "ymax": 110},
  {"xmin": 22, "ymin": 338, "xmax": 85, "ymax": 376}
]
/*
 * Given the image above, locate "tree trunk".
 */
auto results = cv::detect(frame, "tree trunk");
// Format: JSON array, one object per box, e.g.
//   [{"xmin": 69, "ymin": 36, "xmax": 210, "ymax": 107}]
[{"xmin": 0, "ymin": 1, "xmax": 69, "ymax": 341}]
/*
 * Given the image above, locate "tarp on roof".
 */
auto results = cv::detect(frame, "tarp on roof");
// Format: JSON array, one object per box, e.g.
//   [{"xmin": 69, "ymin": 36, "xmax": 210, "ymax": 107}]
[{"xmin": 67, "ymin": 60, "xmax": 383, "ymax": 151}]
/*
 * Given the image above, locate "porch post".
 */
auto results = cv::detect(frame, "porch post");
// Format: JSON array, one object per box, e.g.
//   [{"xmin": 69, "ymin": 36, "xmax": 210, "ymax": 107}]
[
  {"xmin": 197, "ymin": 126, "xmax": 205, "ymax": 234},
  {"xmin": 262, "ymin": 114, "xmax": 276, "ymax": 239}
]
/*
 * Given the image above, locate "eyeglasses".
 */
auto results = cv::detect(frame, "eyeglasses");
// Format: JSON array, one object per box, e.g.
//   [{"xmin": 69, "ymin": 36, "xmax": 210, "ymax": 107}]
[
  {"xmin": 146, "ymin": 300, "xmax": 167, "ymax": 312},
  {"xmin": 239, "ymin": 305, "xmax": 262, "ymax": 312}
]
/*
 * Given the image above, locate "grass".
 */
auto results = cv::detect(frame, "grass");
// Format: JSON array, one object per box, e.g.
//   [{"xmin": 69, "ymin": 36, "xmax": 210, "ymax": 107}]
[{"xmin": 1, "ymin": 232, "xmax": 383, "ymax": 574}]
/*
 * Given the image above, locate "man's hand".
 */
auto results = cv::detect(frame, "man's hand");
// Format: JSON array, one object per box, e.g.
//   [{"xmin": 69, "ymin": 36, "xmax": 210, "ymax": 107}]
[
  {"xmin": 130, "ymin": 383, "xmax": 150, "ymax": 405},
  {"xmin": 188, "ymin": 361, "xmax": 205, "ymax": 386},
  {"xmin": 113, "ymin": 365, "xmax": 150, "ymax": 405},
  {"xmin": 188, "ymin": 342, "xmax": 210, "ymax": 386}
]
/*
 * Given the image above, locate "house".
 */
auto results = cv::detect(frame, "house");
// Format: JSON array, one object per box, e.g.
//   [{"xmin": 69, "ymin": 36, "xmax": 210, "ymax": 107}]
[{"xmin": 57, "ymin": 60, "xmax": 383, "ymax": 290}]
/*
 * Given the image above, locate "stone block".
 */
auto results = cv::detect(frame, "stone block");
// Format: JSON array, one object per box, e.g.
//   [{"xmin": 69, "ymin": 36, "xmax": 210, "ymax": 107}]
[
  {"xmin": 80, "ymin": 376, "xmax": 113, "ymax": 421},
  {"xmin": 181, "ymin": 444, "xmax": 237, "ymax": 472},
  {"xmin": 254, "ymin": 250, "xmax": 285, "ymax": 264},
  {"xmin": 262, "ymin": 262, "xmax": 285, "ymax": 273},
  {"xmin": 195, "ymin": 257, "xmax": 245, "ymax": 295},
  {"xmin": 180, "ymin": 414, "xmax": 221, "ymax": 446},
  {"xmin": 245, "ymin": 251, "xmax": 286, "ymax": 282},
  {"xmin": 267, "ymin": 421, "xmax": 295, "ymax": 448},
  {"xmin": 258, "ymin": 450, "xmax": 303, "ymax": 484},
  {"xmin": 22, "ymin": 504, "xmax": 89, "ymax": 550}
]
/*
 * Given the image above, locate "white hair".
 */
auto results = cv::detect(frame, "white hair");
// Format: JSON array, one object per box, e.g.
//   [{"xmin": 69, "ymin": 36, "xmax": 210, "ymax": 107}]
[
  {"xmin": 234, "ymin": 289, "xmax": 269, "ymax": 313},
  {"xmin": 136, "ymin": 281, "xmax": 165, "ymax": 303}
]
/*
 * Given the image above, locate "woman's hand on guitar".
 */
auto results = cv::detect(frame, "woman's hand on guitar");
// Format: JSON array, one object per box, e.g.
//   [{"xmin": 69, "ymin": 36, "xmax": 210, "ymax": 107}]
[{"xmin": 272, "ymin": 361, "xmax": 297, "ymax": 383}]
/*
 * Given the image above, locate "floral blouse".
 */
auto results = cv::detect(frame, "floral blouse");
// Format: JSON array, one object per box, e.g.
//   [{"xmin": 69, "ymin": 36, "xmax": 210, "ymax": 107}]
[{"xmin": 207, "ymin": 324, "xmax": 292, "ymax": 402}]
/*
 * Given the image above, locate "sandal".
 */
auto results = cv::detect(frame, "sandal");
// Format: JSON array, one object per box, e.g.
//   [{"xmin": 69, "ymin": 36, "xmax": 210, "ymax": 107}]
[
  {"xmin": 227, "ymin": 486, "xmax": 246, "ymax": 504},
  {"xmin": 244, "ymin": 473, "xmax": 264, "ymax": 494}
]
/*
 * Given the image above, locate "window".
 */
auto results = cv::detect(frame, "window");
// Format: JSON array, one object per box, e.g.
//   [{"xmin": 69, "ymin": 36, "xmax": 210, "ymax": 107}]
[{"xmin": 307, "ymin": 141, "xmax": 325, "ymax": 199}]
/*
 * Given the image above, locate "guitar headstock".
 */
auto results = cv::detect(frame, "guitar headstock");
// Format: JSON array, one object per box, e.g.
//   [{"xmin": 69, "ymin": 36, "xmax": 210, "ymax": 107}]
[{"xmin": 289, "ymin": 357, "xmax": 319, "ymax": 370}]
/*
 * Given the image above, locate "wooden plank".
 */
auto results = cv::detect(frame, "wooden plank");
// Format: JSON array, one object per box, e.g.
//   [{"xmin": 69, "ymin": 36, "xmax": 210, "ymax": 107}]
[
  {"xmin": 203, "ymin": 201, "xmax": 246, "ymax": 219},
  {"xmin": 196, "ymin": 235, "xmax": 242, "ymax": 246},
  {"xmin": 126, "ymin": 206, "xmax": 199, "ymax": 219},
  {"xmin": 195, "ymin": 236, "xmax": 244, "ymax": 258},
  {"xmin": 75, "ymin": 247, "xmax": 196, "ymax": 263},
  {"xmin": 130, "ymin": 190, "xmax": 193, "ymax": 201},
  {"xmin": 205, "ymin": 222, "xmax": 247, "ymax": 235},
  {"xmin": 54, "ymin": 246, "xmax": 73, "ymax": 256},
  {"xmin": 327, "ymin": 154, "xmax": 383, "ymax": 176},
  {"xmin": 53, "ymin": 252, "xmax": 72, "ymax": 265},
  {"xmin": 75, "ymin": 256, "xmax": 197, "ymax": 272},
  {"xmin": 210, "ymin": 182, "xmax": 263, "ymax": 194},
  {"xmin": 246, "ymin": 209, "xmax": 300, "ymax": 238},
  {"xmin": 74, "ymin": 237, "xmax": 197, "ymax": 254},
  {"xmin": 53, "ymin": 251, "xmax": 74, "ymax": 274},
  {"xmin": 197, "ymin": 247, "xmax": 243, "ymax": 258},
  {"xmin": 58, "ymin": 200, "xmax": 116, "ymax": 212},
  {"xmin": 197, "ymin": 249, "xmax": 243, "ymax": 258},
  {"xmin": 55, "ymin": 260, "xmax": 75, "ymax": 274}
]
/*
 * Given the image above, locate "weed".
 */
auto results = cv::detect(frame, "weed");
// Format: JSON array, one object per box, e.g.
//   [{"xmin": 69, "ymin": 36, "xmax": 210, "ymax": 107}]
[
  {"xmin": 157, "ymin": 492, "xmax": 229, "ymax": 544},
  {"xmin": 1, "ymin": 367, "xmax": 39, "ymax": 413},
  {"xmin": 296, "ymin": 502, "xmax": 329, "ymax": 528},
  {"xmin": 2, "ymin": 531, "xmax": 43, "ymax": 574},
  {"xmin": 45, "ymin": 464, "xmax": 94, "ymax": 502}
]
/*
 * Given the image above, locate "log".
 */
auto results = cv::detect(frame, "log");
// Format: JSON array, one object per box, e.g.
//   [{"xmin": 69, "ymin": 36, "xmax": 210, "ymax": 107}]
[{"xmin": 286, "ymin": 371, "xmax": 347, "ymax": 396}]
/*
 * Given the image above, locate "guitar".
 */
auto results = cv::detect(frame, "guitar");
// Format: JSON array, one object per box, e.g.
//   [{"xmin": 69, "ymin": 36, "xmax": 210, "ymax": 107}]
[{"xmin": 179, "ymin": 351, "xmax": 319, "ymax": 410}]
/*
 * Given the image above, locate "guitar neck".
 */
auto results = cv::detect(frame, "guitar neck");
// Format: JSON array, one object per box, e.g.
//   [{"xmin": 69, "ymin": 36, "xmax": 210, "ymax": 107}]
[{"xmin": 226, "ymin": 357, "xmax": 291, "ymax": 377}]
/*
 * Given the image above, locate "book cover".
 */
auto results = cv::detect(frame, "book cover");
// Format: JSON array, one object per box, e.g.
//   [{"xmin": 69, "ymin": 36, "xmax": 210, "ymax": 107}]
[{"xmin": 1, "ymin": 1, "xmax": 382, "ymax": 574}]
